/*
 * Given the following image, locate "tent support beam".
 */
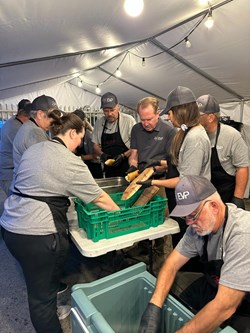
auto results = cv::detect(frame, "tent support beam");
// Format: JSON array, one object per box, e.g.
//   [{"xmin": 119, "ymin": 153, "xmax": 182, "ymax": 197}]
[
  {"xmin": 98, "ymin": 67, "xmax": 166, "ymax": 102},
  {"xmin": 150, "ymin": 39, "xmax": 243, "ymax": 100}
]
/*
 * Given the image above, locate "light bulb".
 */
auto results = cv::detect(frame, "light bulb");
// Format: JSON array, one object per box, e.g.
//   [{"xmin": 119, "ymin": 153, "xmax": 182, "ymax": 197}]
[
  {"xmin": 141, "ymin": 57, "xmax": 146, "ymax": 67},
  {"xmin": 204, "ymin": 12, "xmax": 214, "ymax": 29},
  {"xmin": 115, "ymin": 68, "xmax": 122, "ymax": 77},
  {"xmin": 77, "ymin": 80, "xmax": 83, "ymax": 88},
  {"xmin": 95, "ymin": 86, "xmax": 101, "ymax": 94},
  {"xmin": 124, "ymin": 0, "xmax": 144, "ymax": 17},
  {"xmin": 185, "ymin": 38, "xmax": 192, "ymax": 48}
]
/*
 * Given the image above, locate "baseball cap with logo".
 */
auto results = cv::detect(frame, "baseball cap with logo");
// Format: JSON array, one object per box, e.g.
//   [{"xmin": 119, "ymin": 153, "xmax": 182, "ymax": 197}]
[
  {"xmin": 197, "ymin": 94, "xmax": 220, "ymax": 114},
  {"xmin": 31, "ymin": 95, "xmax": 59, "ymax": 112},
  {"xmin": 101, "ymin": 92, "xmax": 118, "ymax": 109},
  {"xmin": 170, "ymin": 175, "xmax": 216, "ymax": 217},
  {"xmin": 161, "ymin": 86, "xmax": 196, "ymax": 115}
]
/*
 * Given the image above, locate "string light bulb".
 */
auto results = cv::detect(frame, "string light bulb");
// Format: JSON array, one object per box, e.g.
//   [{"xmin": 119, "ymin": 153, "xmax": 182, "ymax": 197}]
[
  {"xmin": 124, "ymin": 0, "xmax": 144, "ymax": 17},
  {"xmin": 204, "ymin": 10, "xmax": 214, "ymax": 29},
  {"xmin": 141, "ymin": 57, "xmax": 146, "ymax": 67},
  {"xmin": 95, "ymin": 86, "xmax": 101, "ymax": 94},
  {"xmin": 115, "ymin": 68, "xmax": 122, "ymax": 77},
  {"xmin": 77, "ymin": 80, "xmax": 83, "ymax": 88},
  {"xmin": 185, "ymin": 37, "xmax": 192, "ymax": 48}
]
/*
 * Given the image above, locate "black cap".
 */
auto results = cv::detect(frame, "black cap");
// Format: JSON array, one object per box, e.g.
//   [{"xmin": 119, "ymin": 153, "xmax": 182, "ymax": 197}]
[
  {"xmin": 101, "ymin": 92, "xmax": 118, "ymax": 109},
  {"xmin": 162, "ymin": 86, "xmax": 196, "ymax": 115},
  {"xmin": 31, "ymin": 95, "xmax": 59, "ymax": 111},
  {"xmin": 18, "ymin": 99, "xmax": 31, "ymax": 111},
  {"xmin": 197, "ymin": 95, "xmax": 220, "ymax": 114}
]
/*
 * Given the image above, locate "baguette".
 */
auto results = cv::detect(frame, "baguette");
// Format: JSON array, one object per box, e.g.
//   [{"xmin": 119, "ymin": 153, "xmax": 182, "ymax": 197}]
[
  {"xmin": 122, "ymin": 167, "xmax": 154, "ymax": 200},
  {"xmin": 104, "ymin": 159, "xmax": 115, "ymax": 166},
  {"xmin": 125, "ymin": 169, "xmax": 140, "ymax": 182}
]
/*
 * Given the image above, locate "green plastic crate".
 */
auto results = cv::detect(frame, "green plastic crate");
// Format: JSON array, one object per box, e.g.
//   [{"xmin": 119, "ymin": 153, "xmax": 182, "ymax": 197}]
[
  {"xmin": 71, "ymin": 263, "xmax": 236, "ymax": 333},
  {"xmin": 74, "ymin": 190, "xmax": 167, "ymax": 242}
]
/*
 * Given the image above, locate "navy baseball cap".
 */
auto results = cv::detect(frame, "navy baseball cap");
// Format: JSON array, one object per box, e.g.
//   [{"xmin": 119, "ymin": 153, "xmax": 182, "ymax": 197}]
[
  {"xmin": 101, "ymin": 92, "xmax": 118, "ymax": 109},
  {"xmin": 197, "ymin": 95, "xmax": 220, "ymax": 114},
  {"xmin": 162, "ymin": 86, "xmax": 196, "ymax": 115},
  {"xmin": 170, "ymin": 175, "xmax": 216, "ymax": 217}
]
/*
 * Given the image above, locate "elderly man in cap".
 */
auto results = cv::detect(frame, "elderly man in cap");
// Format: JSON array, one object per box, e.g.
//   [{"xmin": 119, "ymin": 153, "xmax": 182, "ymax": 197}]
[
  {"xmin": 0, "ymin": 99, "xmax": 31, "ymax": 213},
  {"xmin": 92, "ymin": 92, "xmax": 136, "ymax": 177},
  {"xmin": 139, "ymin": 175, "xmax": 250, "ymax": 333},
  {"xmin": 197, "ymin": 94, "xmax": 249, "ymax": 209},
  {"xmin": 12, "ymin": 95, "xmax": 61, "ymax": 182}
]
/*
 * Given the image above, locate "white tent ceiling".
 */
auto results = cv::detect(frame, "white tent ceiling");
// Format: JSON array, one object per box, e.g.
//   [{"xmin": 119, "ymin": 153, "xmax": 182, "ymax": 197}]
[{"xmin": 0, "ymin": 0, "xmax": 249, "ymax": 112}]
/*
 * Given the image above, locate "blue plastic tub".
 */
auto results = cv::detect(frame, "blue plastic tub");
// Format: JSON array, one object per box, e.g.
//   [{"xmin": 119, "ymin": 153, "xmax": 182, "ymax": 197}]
[{"xmin": 71, "ymin": 263, "xmax": 236, "ymax": 333}]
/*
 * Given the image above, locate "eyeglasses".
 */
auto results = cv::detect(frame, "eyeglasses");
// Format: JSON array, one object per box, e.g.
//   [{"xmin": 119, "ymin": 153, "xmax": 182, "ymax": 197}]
[{"xmin": 182, "ymin": 200, "xmax": 211, "ymax": 223}]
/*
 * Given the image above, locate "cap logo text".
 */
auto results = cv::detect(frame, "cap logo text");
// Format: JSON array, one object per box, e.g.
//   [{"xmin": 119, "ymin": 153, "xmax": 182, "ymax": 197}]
[{"xmin": 176, "ymin": 191, "xmax": 189, "ymax": 200}]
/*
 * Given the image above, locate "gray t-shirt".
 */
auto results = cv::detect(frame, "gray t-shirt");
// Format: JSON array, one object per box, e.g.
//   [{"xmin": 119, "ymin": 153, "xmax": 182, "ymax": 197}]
[
  {"xmin": 0, "ymin": 116, "xmax": 23, "ymax": 180},
  {"xmin": 208, "ymin": 123, "xmax": 249, "ymax": 176},
  {"xmin": 176, "ymin": 204, "xmax": 250, "ymax": 292},
  {"xmin": 178, "ymin": 125, "xmax": 211, "ymax": 180},
  {"xmin": 92, "ymin": 112, "xmax": 136, "ymax": 149},
  {"xmin": 0, "ymin": 140, "xmax": 103, "ymax": 235},
  {"xmin": 13, "ymin": 119, "xmax": 49, "ymax": 177},
  {"xmin": 130, "ymin": 119, "xmax": 176, "ymax": 162}
]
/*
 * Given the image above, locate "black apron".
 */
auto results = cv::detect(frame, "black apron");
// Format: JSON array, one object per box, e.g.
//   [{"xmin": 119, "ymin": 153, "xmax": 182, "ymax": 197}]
[
  {"xmin": 101, "ymin": 115, "xmax": 129, "ymax": 177},
  {"xmin": 211, "ymin": 123, "xmax": 236, "ymax": 203},
  {"xmin": 13, "ymin": 137, "xmax": 70, "ymax": 235},
  {"xmin": 201, "ymin": 205, "xmax": 250, "ymax": 316}
]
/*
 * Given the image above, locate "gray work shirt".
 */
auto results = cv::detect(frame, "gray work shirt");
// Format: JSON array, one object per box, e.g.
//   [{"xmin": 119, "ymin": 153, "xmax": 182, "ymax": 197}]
[
  {"xmin": 0, "ymin": 116, "xmax": 23, "ymax": 181},
  {"xmin": 208, "ymin": 123, "xmax": 249, "ymax": 175},
  {"xmin": 176, "ymin": 204, "xmax": 250, "ymax": 292},
  {"xmin": 92, "ymin": 112, "xmax": 136, "ymax": 149},
  {"xmin": 0, "ymin": 140, "xmax": 102, "ymax": 235},
  {"xmin": 130, "ymin": 119, "xmax": 176, "ymax": 162}
]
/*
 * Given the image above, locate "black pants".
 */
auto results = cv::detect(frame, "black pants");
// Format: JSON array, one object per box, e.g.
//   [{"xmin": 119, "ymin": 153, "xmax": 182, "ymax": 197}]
[
  {"xmin": 179, "ymin": 274, "xmax": 250, "ymax": 333},
  {"xmin": 2, "ymin": 228, "xmax": 69, "ymax": 333}
]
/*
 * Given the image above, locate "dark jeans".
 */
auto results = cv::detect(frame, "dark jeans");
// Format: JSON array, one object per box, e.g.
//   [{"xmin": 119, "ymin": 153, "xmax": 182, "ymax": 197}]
[
  {"xmin": 2, "ymin": 227, "xmax": 69, "ymax": 333},
  {"xmin": 179, "ymin": 274, "xmax": 250, "ymax": 333}
]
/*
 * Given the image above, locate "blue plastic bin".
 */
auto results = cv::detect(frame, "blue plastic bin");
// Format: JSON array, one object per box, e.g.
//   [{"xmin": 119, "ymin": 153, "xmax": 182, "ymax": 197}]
[{"xmin": 71, "ymin": 263, "xmax": 236, "ymax": 333}]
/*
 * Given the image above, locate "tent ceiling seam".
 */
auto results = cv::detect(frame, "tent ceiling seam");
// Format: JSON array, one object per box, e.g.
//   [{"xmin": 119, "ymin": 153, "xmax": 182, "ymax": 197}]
[{"xmin": 150, "ymin": 38, "xmax": 243, "ymax": 100}]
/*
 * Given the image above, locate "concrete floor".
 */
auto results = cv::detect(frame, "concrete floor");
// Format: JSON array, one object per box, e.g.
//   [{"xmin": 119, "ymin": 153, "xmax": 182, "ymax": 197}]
[{"xmin": 1, "ymin": 197, "xmax": 250, "ymax": 333}]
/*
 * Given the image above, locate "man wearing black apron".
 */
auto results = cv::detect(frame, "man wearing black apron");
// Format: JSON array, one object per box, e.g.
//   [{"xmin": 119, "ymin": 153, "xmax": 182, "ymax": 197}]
[
  {"xmin": 198, "ymin": 94, "xmax": 249, "ymax": 209},
  {"xmin": 138, "ymin": 176, "xmax": 250, "ymax": 333},
  {"xmin": 92, "ymin": 92, "xmax": 136, "ymax": 178}
]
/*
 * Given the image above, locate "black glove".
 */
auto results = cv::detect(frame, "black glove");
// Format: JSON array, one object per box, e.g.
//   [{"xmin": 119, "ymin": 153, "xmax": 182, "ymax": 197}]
[
  {"xmin": 231, "ymin": 196, "xmax": 245, "ymax": 209},
  {"xmin": 112, "ymin": 154, "xmax": 125, "ymax": 167},
  {"xmin": 126, "ymin": 165, "xmax": 138, "ymax": 175},
  {"xmin": 138, "ymin": 303, "xmax": 162, "ymax": 333},
  {"xmin": 144, "ymin": 159, "xmax": 161, "ymax": 169},
  {"xmin": 100, "ymin": 153, "xmax": 112, "ymax": 163},
  {"xmin": 136, "ymin": 179, "xmax": 152, "ymax": 189}
]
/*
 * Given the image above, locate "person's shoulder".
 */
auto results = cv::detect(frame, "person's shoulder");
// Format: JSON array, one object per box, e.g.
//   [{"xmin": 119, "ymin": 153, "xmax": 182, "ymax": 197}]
[
  {"xmin": 120, "ymin": 112, "xmax": 136, "ymax": 122},
  {"xmin": 220, "ymin": 123, "xmax": 241, "ymax": 136},
  {"xmin": 158, "ymin": 119, "xmax": 176, "ymax": 134}
]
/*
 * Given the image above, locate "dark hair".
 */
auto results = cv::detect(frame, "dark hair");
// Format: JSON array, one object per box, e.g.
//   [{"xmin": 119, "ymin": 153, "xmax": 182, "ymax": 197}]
[
  {"xmin": 73, "ymin": 109, "xmax": 86, "ymax": 121},
  {"xmin": 50, "ymin": 113, "xmax": 84, "ymax": 136},
  {"xmin": 18, "ymin": 102, "xmax": 32, "ymax": 116},
  {"xmin": 170, "ymin": 102, "xmax": 200, "ymax": 165},
  {"xmin": 18, "ymin": 99, "xmax": 31, "ymax": 112},
  {"xmin": 137, "ymin": 96, "xmax": 159, "ymax": 114},
  {"xmin": 49, "ymin": 109, "xmax": 65, "ymax": 121}
]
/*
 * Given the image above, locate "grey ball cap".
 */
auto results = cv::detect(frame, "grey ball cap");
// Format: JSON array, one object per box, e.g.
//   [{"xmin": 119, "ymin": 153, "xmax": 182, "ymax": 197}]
[
  {"xmin": 170, "ymin": 175, "xmax": 217, "ymax": 217},
  {"xmin": 101, "ymin": 92, "xmax": 118, "ymax": 109},
  {"xmin": 31, "ymin": 95, "xmax": 58, "ymax": 111},
  {"xmin": 197, "ymin": 94, "xmax": 220, "ymax": 114},
  {"xmin": 162, "ymin": 86, "xmax": 196, "ymax": 115}
]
